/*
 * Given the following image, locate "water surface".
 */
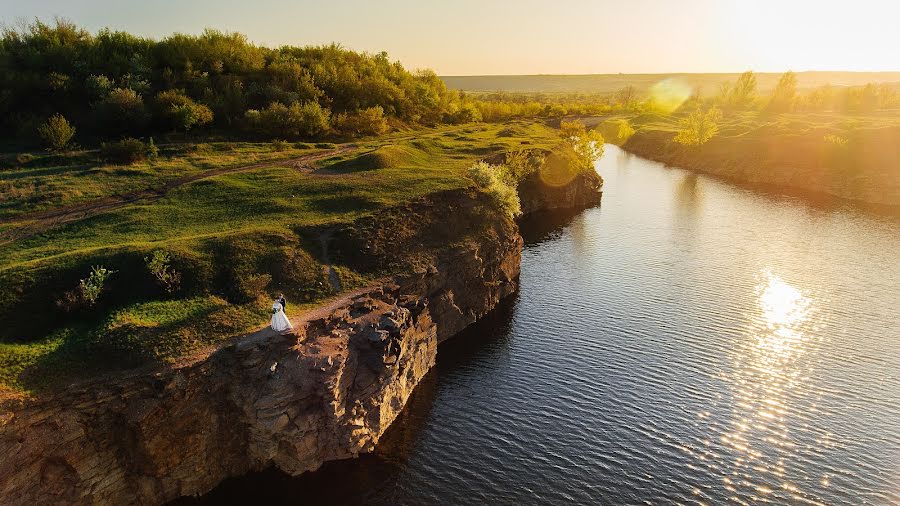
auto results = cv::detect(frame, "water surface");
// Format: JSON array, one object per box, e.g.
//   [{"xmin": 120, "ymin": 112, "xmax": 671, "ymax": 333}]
[{"xmin": 187, "ymin": 145, "xmax": 900, "ymax": 505}]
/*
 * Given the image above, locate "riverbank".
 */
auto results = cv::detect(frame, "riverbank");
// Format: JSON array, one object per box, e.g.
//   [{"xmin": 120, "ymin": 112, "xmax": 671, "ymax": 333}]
[
  {"xmin": 0, "ymin": 134, "xmax": 602, "ymax": 504},
  {"xmin": 615, "ymin": 111, "xmax": 900, "ymax": 213}
]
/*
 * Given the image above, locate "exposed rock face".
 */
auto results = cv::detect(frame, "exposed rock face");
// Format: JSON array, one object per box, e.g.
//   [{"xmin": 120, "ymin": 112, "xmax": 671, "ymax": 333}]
[
  {"xmin": 0, "ymin": 178, "xmax": 596, "ymax": 505},
  {"xmin": 0, "ymin": 286, "xmax": 442, "ymax": 505},
  {"xmin": 518, "ymin": 168, "xmax": 603, "ymax": 215}
]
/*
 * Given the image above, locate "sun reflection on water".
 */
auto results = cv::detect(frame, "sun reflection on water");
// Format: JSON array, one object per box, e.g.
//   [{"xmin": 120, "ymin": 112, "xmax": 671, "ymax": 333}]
[{"xmin": 714, "ymin": 270, "xmax": 823, "ymax": 503}]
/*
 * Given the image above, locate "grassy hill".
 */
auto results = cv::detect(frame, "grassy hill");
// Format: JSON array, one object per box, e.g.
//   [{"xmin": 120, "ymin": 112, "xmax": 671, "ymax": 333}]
[
  {"xmin": 0, "ymin": 121, "xmax": 563, "ymax": 393},
  {"xmin": 442, "ymin": 72, "xmax": 900, "ymax": 94}
]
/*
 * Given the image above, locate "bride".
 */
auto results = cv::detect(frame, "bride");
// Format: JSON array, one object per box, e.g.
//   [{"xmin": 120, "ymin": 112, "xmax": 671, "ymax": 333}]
[{"xmin": 271, "ymin": 297, "xmax": 293, "ymax": 333}]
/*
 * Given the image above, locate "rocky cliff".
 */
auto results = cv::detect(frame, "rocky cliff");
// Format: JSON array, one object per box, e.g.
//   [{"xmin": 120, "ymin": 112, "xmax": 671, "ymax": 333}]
[{"xmin": 0, "ymin": 171, "xmax": 601, "ymax": 505}]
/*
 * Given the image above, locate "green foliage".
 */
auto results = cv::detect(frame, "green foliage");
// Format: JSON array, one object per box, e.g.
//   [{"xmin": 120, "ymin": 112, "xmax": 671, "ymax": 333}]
[
  {"xmin": 79, "ymin": 265, "xmax": 114, "ymax": 305},
  {"xmin": 37, "ymin": 114, "xmax": 76, "ymax": 151},
  {"xmin": 502, "ymin": 149, "xmax": 544, "ymax": 184},
  {"xmin": 333, "ymin": 106, "xmax": 389, "ymax": 136},
  {"xmin": 559, "ymin": 119, "xmax": 605, "ymax": 171},
  {"xmin": 467, "ymin": 161, "xmax": 521, "ymax": 218},
  {"xmin": 100, "ymin": 137, "xmax": 147, "ymax": 164},
  {"xmin": 96, "ymin": 87, "xmax": 148, "ymax": 133},
  {"xmin": 144, "ymin": 250, "xmax": 181, "ymax": 293},
  {"xmin": 15, "ymin": 153, "xmax": 34, "ymax": 165},
  {"xmin": 155, "ymin": 89, "xmax": 213, "ymax": 131},
  {"xmin": 674, "ymin": 106, "xmax": 722, "ymax": 146},
  {"xmin": 0, "ymin": 20, "xmax": 459, "ymax": 143},
  {"xmin": 616, "ymin": 119, "xmax": 636, "ymax": 142},
  {"xmin": 147, "ymin": 137, "xmax": 159, "ymax": 160},
  {"xmin": 271, "ymin": 139, "xmax": 290, "ymax": 151},
  {"xmin": 453, "ymin": 103, "xmax": 483, "ymax": 124},
  {"xmin": 244, "ymin": 101, "xmax": 331, "ymax": 139}
]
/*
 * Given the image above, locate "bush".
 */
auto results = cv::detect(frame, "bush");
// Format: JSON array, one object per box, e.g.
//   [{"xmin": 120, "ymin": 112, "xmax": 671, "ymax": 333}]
[
  {"xmin": 333, "ymin": 106, "xmax": 389, "ymax": 136},
  {"xmin": 272, "ymin": 139, "xmax": 290, "ymax": 151},
  {"xmin": 95, "ymin": 87, "xmax": 148, "ymax": 133},
  {"xmin": 244, "ymin": 101, "xmax": 331, "ymax": 139},
  {"xmin": 15, "ymin": 153, "xmax": 34, "ymax": 165},
  {"xmin": 467, "ymin": 161, "xmax": 521, "ymax": 218},
  {"xmin": 79, "ymin": 265, "xmax": 115, "ymax": 306},
  {"xmin": 37, "ymin": 114, "xmax": 76, "ymax": 151},
  {"xmin": 560, "ymin": 119, "xmax": 604, "ymax": 171},
  {"xmin": 147, "ymin": 137, "xmax": 159, "ymax": 160},
  {"xmin": 156, "ymin": 90, "xmax": 214, "ymax": 131},
  {"xmin": 145, "ymin": 250, "xmax": 181, "ymax": 294},
  {"xmin": 674, "ymin": 106, "xmax": 722, "ymax": 146},
  {"xmin": 101, "ymin": 138, "xmax": 147, "ymax": 164},
  {"xmin": 616, "ymin": 119, "xmax": 636, "ymax": 142},
  {"xmin": 452, "ymin": 103, "xmax": 482, "ymax": 124}
]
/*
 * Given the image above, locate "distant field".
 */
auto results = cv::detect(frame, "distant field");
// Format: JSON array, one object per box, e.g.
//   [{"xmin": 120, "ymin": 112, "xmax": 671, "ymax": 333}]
[{"xmin": 441, "ymin": 72, "xmax": 900, "ymax": 94}]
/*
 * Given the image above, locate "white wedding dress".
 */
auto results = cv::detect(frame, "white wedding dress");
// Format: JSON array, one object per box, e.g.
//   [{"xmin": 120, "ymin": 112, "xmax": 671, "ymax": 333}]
[{"xmin": 271, "ymin": 302, "xmax": 293, "ymax": 332}]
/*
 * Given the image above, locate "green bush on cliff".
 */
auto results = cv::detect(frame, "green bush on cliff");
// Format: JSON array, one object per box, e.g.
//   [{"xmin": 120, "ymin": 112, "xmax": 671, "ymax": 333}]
[{"xmin": 467, "ymin": 161, "xmax": 521, "ymax": 218}]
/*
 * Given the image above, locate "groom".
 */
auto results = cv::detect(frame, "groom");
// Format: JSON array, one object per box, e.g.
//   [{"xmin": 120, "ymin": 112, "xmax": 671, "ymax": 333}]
[{"xmin": 277, "ymin": 293, "xmax": 286, "ymax": 312}]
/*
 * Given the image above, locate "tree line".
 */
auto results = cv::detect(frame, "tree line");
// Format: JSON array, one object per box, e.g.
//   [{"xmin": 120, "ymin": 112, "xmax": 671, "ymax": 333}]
[{"xmin": 0, "ymin": 20, "xmax": 464, "ymax": 148}]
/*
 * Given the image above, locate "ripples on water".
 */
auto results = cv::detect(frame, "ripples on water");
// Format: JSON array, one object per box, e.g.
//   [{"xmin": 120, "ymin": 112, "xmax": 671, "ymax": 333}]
[{"xmin": 184, "ymin": 145, "xmax": 900, "ymax": 505}]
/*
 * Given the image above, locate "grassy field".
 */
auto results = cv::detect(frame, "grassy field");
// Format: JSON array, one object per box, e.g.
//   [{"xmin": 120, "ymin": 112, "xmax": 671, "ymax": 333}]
[
  {"xmin": 442, "ymin": 71, "xmax": 900, "ymax": 94},
  {"xmin": 0, "ymin": 121, "xmax": 563, "ymax": 394},
  {"xmin": 593, "ymin": 110, "xmax": 900, "ymax": 208}
]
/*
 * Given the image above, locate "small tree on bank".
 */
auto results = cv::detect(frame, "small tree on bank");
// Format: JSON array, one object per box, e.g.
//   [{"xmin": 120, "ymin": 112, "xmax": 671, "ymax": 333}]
[
  {"xmin": 674, "ymin": 106, "xmax": 722, "ymax": 146},
  {"xmin": 37, "ymin": 114, "xmax": 76, "ymax": 151}
]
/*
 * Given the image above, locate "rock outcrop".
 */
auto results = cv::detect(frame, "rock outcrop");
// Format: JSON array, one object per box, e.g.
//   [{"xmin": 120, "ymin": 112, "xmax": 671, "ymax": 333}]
[
  {"xmin": 518, "ymin": 166, "xmax": 603, "ymax": 215},
  {"xmin": 0, "ymin": 170, "xmax": 600, "ymax": 505}
]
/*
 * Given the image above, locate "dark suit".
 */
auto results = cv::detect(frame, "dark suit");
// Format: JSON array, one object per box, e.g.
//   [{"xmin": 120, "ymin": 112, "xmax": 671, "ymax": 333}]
[{"xmin": 278, "ymin": 297, "xmax": 286, "ymax": 311}]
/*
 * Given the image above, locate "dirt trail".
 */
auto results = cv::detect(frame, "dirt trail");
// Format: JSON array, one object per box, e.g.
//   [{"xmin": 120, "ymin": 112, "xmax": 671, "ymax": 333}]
[{"xmin": 0, "ymin": 145, "xmax": 355, "ymax": 246}]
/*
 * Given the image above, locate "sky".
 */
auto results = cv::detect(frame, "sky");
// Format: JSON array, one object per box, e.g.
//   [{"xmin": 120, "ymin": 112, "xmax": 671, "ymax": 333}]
[{"xmin": 2, "ymin": 0, "xmax": 898, "ymax": 75}]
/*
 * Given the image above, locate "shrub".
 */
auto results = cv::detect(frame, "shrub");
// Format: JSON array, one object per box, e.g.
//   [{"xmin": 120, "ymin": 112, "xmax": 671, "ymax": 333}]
[
  {"xmin": 244, "ymin": 101, "xmax": 331, "ymax": 138},
  {"xmin": 37, "ymin": 114, "xmax": 76, "ymax": 151},
  {"xmin": 15, "ymin": 153, "xmax": 34, "ymax": 165},
  {"xmin": 101, "ymin": 138, "xmax": 147, "ymax": 164},
  {"xmin": 824, "ymin": 134, "xmax": 848, "ymax": 147},
  {"xmin": 502, "ymin": 150, "xmax": 544, "ymax": 184},
  {"xmin": 147, "ymin": 137, "xmax": 159, "ymax": 160},
  {"xmin": 616, "ymin": 119, "xmax": 636, "ymax": 142},
  {"xmin": 333, "ymin": 106, "xmax": 389, "ymax": 136},
  {"xmin": 453, "ymin": 103, "xmax": 482, "ymax": 124},
  {"xmin": 674, "ymin": 106, "xmax": 722, "ymax": 146},
  {"xmin": 272, "ymin": 139, "xmax": 290, "ymax": 151},
  {"xmin": 156, "ymin": 90, "xmax": 214, "ymax": 131},
  {"xmin": 144, "ymin": 250, "xmax": 181, "ymax": 294},
  {"xmin": 560, "ymin": 119, "xmax": 604, "ymax": 171},
  {"xmin": 79, "ymin": 265, "xmax": 115, "ymax": 306},
  {"xmin": 468, "ymin": 161, "xmax": 521, "ymax": 218},
  {"xmin": 95, "ymin": 87, "xmax": 148, "ymax": 133}
]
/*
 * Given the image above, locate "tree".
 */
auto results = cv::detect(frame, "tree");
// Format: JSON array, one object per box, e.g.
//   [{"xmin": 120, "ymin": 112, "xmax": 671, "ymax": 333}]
[
  {"xmin": 156, "ymin": 90, "xmax": 213, "ymax": 131},
  {"xmin": 37, "ymin": 114, "xmax": 76, "ymax": 151},
  {"xmin": 718, "ymin": 71, "xmax": 757, "ymax": 110},
  {"xmin": 559, "ymin": 119, "xmax": 604, "ymax": 171},
  {"xmin": 674, "ymin": 106, "xmax": 722, "ymax": 146},
  {"xmin": 244, "ymin": 101, "xmax": 331, "ymax": 138},
  {"xmin": 467, "ymin": 161, "xmax": 521, "ymax": 218},
  {"xmin": 96, "ymin": 87, "xmax": 148, "ymax": 133},
  {"xmin": 768, "ymin": 71, "xmax": 798, "ymax": 112}
]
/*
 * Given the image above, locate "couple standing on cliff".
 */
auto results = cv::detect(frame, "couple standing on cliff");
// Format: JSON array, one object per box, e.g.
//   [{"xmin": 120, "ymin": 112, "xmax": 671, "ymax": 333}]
[{"xmin": 271, "ymin": 293, "xmax": 293, "ymax": 333}]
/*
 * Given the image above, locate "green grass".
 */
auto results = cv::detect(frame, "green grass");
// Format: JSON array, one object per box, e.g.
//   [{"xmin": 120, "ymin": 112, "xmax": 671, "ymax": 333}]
[
  {"xmin": 613, "ymin": 110, "xmax": 900, "ymax": 207},
  {"xmin": 0, "ymin": 142, "xmax": 331, "ymax": 222},
  {"xmin": 0, "ymin": 120, "xmax": 563, "ymax": 394}
]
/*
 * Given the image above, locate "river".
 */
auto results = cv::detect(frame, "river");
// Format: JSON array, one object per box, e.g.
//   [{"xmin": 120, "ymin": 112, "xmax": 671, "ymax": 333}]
[{"xmin": 184, "ymin": 145, "xmax": 900, "ymax": 505}]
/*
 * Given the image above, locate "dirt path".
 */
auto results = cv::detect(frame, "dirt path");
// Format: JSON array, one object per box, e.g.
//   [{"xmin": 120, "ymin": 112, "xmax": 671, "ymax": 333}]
[{"xmin": 0, "ymin": 145, "xmax": 356, "ymax": 246}]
